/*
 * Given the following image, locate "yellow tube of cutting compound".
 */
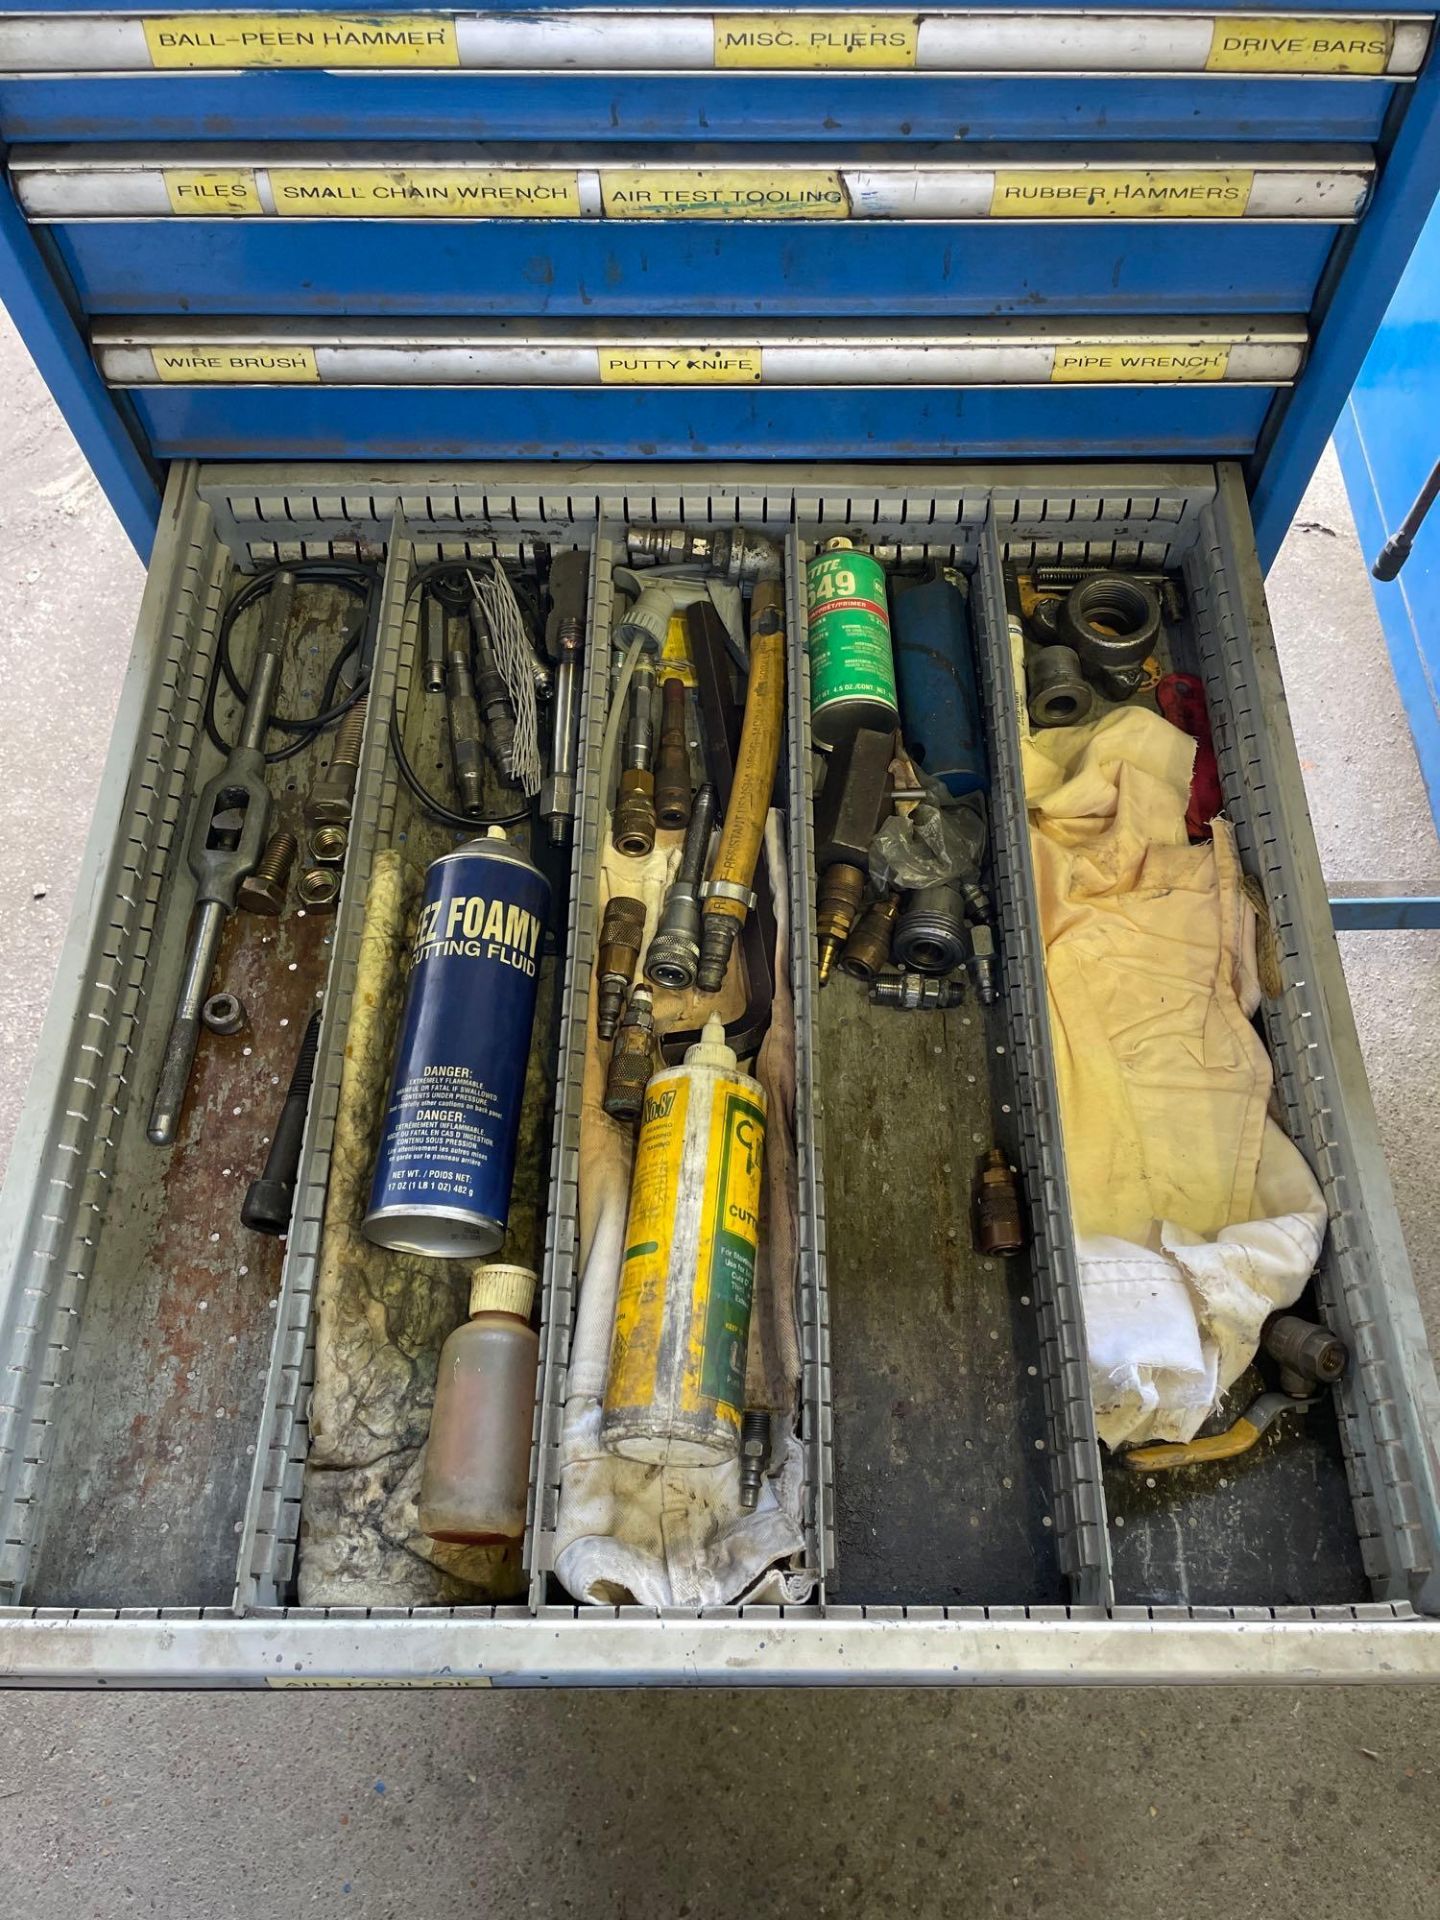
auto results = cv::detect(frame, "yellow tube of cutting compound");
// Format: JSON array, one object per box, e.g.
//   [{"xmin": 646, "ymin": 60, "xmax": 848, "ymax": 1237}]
[{"xmin": 602, "ymin": 1016, "xmax": 767, "ymax": 1466}]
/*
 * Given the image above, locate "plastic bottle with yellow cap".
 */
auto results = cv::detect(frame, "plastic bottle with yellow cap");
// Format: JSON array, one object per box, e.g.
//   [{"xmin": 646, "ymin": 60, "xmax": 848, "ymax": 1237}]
[{"xmin": 419, "ymin": 1263, "xmax": 539, "ymax": 1545}]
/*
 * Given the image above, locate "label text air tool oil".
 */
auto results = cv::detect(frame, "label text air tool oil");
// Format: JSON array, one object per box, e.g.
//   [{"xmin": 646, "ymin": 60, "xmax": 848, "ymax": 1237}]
[
  {"xmin": 364, "ymin": 829, "xmax": 548, "ymax": 1259},
  {"xmin": 602, "ymin": 1015, "xmax": 767, "ymax": 1465}
]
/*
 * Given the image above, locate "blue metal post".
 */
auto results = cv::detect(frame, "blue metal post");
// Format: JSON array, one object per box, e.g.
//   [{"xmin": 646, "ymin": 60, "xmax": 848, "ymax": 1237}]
[
  {"xmin": 0, "ymin": 171, "xmax": 161, "ymax": 558},
  {"xmin": 1329, "ymin": 894, "xmax": 1440, "ymax": 931},
  {"xmin": 1249, "ymin": 46, "xmax": 1440, "ymax": 570}
]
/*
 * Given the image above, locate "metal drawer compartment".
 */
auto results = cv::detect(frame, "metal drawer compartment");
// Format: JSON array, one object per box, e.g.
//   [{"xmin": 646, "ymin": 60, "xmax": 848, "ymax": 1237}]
[{"xmin": 1, "ymin": 459, "xmax": 1437, "ymax": 1686}]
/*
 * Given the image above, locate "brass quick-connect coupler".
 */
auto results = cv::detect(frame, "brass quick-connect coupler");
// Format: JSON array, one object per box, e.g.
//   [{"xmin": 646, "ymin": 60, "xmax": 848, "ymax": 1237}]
[
  {"xmin": 613, "ymin": 769, "xmax": 656, "ymax": 857},
  {"xmin": 975, "ymin": 1147, "xmax": 1024, "ymax": 1257},
  {"xmin": 646, "ymin": 782, "xmax": 717, "ymax": 992},
  {"xmin": 602, "ymin": 984, "xmax": 656, "ymax": 1125},
  {"xmin": 596, "ymin": 895, "xmax": 647, "ymax": 1041},
  {"xmin": 695, "ymin": 876, "xmax": 758, "ymax": 994},
  {"xmin": 839, "ymin": 892, "xmax": 900, "ymax": 983},
  {"xmin": 612, "ymin": 661, "xmax": 658, "ymax": 855},
  {"xmin": 816, "ymin": 862, "xmax": 866, "ymax": 988}
]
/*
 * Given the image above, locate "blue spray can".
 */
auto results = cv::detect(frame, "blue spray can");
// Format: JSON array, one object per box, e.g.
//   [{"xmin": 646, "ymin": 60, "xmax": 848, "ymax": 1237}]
[
  {"xmin": 364, "ymin": 829, "xmax": 549, "ymax": 1260},
  {"xmin": 892, "ymin": 568, "xmax": 989, "ymax": 798}
]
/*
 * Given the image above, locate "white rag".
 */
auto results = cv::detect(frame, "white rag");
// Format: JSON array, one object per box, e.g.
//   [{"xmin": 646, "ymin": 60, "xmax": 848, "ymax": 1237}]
[
  {"xmin": 553, "ymin": 812, "xmax": 814, "ymax": 1606},
  {"xmin": 1022, "ymin": 700, "xmax": 1327, "ymax": 1449}
]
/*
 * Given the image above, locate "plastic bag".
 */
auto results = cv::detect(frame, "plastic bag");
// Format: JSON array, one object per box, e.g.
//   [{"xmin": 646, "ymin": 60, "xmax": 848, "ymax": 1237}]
[{"xmin": 870, "ymin": 779, "xmax": 987, "ymax": 893}]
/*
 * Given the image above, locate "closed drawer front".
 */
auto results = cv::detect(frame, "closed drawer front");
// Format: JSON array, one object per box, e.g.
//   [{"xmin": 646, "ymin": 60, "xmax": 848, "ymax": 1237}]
[
  {"xmin": 3, "ymin": 6, "xmax": 1434, "ymax": 545},
  {"xmin": 0, "ymin": 457, "xmax": 1436, "ymax": 1685}
]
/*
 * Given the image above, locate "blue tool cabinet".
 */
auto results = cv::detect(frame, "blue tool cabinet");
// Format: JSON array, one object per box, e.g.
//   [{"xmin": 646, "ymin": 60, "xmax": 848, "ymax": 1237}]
[
  {"xmin": 2, "ymin": 4, "xmax": 1440, "ymax": 1686},
  {"xmin": 1337, "ymin": 195, "xmax": 1440, "ymax": 871},
  {"xmin": 0, "ymin": 3, "xmax": 1438, "ymax": 561}
]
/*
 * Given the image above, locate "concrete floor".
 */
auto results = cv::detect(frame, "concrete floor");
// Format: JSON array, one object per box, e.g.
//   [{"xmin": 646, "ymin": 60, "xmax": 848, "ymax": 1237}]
[{"xmin": 0, "ymin": 304, "xmax": 1438, "ymax": 1918}]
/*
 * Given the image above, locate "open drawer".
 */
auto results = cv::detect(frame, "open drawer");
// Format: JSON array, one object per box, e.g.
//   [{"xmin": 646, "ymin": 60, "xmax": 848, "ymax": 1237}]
[{"xmin": 1, "ymin": 459, "xmax": 1437, "ymax": 1687}]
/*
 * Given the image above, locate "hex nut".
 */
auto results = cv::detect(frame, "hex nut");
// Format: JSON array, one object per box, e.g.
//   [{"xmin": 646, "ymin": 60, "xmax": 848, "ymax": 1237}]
[
  {"xmin": 297, "ymin": 867, "xmax": 341, "ymax": 910},
  {"xmin": 309, "ymin": 823, "xmax": 348, "ymax": 866},
  {"xmin": 201, "ymin": 991, "xmax": 247, "ymax": 1036},
  {"xmin": 305, "ymin": 780, "xmax": 353, "ymax": 827}
]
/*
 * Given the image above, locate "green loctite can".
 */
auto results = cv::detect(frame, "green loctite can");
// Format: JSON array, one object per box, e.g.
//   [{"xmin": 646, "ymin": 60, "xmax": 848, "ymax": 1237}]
[{"xmin": 806, "ymin": 538, "xmax": 899, "ymax": 750}]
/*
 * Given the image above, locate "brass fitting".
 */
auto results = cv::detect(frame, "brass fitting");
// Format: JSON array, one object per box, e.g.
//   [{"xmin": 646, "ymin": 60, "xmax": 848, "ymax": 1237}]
[
  {"xmin": 306, "ymin": 698, "xmax": 367, "ymax": 826},
  {"xmin": 309, "ymin": 822, "xmax": 348, "ymax": 866},
  {"xmin": 967, "ymin": 923, "xmax": 999, "ymax": 1005},
  {"xmin": 839, "ymin": 893, "xmax": 900, "ymax": 983},
  {"xmin": 869, "ymin": 973, "xmax": 965, "ymax": 1011},
  {"xmin": 645, "ymin": 782, "xmax": 717, "ymax": 992},
  {"xmin": 237, "ymin": 829, "xmax": 298, "ymax": 917},
  {"xmin": 602, "ymin": 984, "xmax": 656, "ymax": 1125},
  {"xmin": 626, "ymin": 526, "xmax": 782, "ymax": 585},
  {"xmin": 816, "ymin": 862, "xmax": 866, "ymax": 987},
  {"xmin": 1261, "ymin": 1313, "xmax": 1349, "ymax": 1399},
  {"xmin": 738, "ymin": 1409, "xmax": 770, "ymax": 1512},
  {"xmin": 297, "ymin": 866, "xmax": 341, "ymax": 911},
  {"xmin": 596, "ymin": 895, "xmax": 647, "ymax": 1041},
  {"xmin": 654, "ymin": 676, "xmax": 693, "ymax": 830},
  {"xmin": 613, "ymin": 769, "xmax": 657, "ymax": 857},
  {"xmin": 975, "ymin": 1148, "xmax": 1024, "ymax": 1257}
]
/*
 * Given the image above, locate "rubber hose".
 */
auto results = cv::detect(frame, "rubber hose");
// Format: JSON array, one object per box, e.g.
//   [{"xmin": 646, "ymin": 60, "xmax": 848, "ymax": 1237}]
[
  {"xmin": 701, "ymin": 575, "xmax": 785, "ymax": 959},
  {"xmin": 597, "ymin": 627, "xmax": 651, "ymax": 826}
]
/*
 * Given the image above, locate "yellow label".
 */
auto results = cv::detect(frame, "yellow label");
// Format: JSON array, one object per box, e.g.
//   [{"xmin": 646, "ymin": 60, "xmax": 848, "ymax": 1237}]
[
  {"xmin": 151, "ymin": 345, "xmax": 320, "ymax": 383},
  {"xmin": 681, "ymin": 1080, "xmax": 765, "ymax": 1425},
  {"xmin": 163, "ymin": 167, "xmax": 262, "ymax": 216},
  {"xmin": 143, "ymin": 13, "xmax": 460, "ymax": 68},
  {"xmin": 1205, "ymin": 15, "xmax": 1392, "ymax": 72},
  {"xmin": 600, "ymin": 168, "xmax": 848, "ymax": 220},
  {"xmin": 1051, "ymin": 343, "xmax": 1231, "ymax": 384},
  {"xmin": 598, "ymin": 346, "xmax": 762, "ymax": 385},
  {"xmin": 991, "ymin": 168, "xmax": 1255, "ymax": 220},
  {"xmin": 266, "ymin": 166, "xmax": 583, "ymax": 218},
  {"xmin": 607, "ymin": 1077, "xmax": 691, "ymax": 1417},
  {"xmin": 659, "ymin": 612, "xmax": 697, "ymax": 688},
  {"xmin": 268, "ymin": 1675, "xmax": 492, "ymax": 1688},
  {"xmin": 713, "ymin": 12, "xmax": 918, "ymax": 67}
]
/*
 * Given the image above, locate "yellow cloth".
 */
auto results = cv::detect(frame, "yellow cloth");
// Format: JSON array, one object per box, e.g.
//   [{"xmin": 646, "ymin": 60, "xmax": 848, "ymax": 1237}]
[
  {"xmin": 1025, "ymin": 706, "xmax": 1269, "ymax": 1244},
  {"xmin": 1024, "ymin": 707, "xmax": 1326, "ymax": 1447}
]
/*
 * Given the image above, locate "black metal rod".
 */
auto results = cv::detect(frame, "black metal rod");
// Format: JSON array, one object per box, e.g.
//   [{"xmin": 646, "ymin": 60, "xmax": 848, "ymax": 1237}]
[{"xmin": 1372, "ymin": 457, "xmax": 1440, "ymax": 581}]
